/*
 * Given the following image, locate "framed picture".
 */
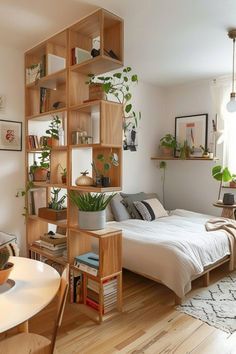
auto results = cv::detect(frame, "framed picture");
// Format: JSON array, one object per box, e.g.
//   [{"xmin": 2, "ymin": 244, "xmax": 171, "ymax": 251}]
[
  {"xmin": 175, "ymin": 114, "xmax": 208, "ymax": 157},
  {"xmin": 0, "ymin": 119, "xmax": 22, "ymax": 151}
]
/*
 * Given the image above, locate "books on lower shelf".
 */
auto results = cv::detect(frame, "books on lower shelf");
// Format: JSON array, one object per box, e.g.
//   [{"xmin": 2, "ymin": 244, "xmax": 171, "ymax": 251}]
[
  {"xmin": 86, "ymin": 277, "xmax": 118, "ymax": 314},
  {"xmin": 70, "ymin": 269, "xmax": 83, "ymax": 303},
  {"xmin": 71, "ymin": 47, "xmax": 92, "ymax": 65},
  {"xmin": 40, "ymin": 87, "xmax": 51, "ymax": 113},
  {"xmin": 33, "ymin": 238, "xmax": 67, "ymax": 257},
  {"xmin": 74, "ymin": 252, "xmax": 99, "ymax": 276}
]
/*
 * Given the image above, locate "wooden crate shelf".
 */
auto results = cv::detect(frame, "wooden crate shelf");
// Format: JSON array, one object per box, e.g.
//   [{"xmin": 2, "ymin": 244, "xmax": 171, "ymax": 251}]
[{"xmin": 25, "ymin": 7, "xmax": 124, "ymax": 323}]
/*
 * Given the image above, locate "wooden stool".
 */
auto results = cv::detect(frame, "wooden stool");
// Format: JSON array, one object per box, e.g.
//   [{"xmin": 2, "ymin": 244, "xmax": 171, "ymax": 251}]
[{"xmin": 213, "ymin": 202, "xmax": 236, "ymax": 219}]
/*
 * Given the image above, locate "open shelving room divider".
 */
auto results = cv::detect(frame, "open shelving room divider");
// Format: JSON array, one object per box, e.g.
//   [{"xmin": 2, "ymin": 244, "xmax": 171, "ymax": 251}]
[{"xmin": 25, "ymin": 8, "xmax": 124, "ymax": 322}]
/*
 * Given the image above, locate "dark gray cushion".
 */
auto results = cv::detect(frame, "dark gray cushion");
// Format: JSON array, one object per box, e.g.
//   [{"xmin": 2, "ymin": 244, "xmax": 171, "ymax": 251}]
[
  {"xmin": 110, "ymin": 194, "xmax": 131, "ymax": 221},
  {"xmin": 120, "ymin": 192, "xmax": 146, "ymax": 219}
]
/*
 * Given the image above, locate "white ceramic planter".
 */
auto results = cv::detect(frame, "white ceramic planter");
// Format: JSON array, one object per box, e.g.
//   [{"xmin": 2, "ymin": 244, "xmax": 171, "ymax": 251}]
[{"xmin": 78, "ymin": 210, "xmax": 106, "ymax": 230}]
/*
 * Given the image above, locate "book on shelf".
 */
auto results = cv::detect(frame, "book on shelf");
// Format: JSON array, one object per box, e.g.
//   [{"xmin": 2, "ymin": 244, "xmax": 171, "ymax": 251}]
[
  {"xmin": 40, "ymin": 87, "xmax": 51, "ymax": 113},
  {"xmin": 27, "ymin": 135, "xmax": 39, "ymax": 150},
  {"xmin": 47, "ymin": 54, "xmax": 66, "ymax": 75},
  {"xmin": 86, "ymin": 297, "xmax": 100, "ymax": 312},
  {"xmin": 33, "ymin": 240, "xmax": 66, "ymax": 257},
  {"xmin": 74, "ymin": 252, "xmax": 99, "ymax": 276},
  {"xmin": 70, "ymin": 269, "xmax": 83, "ymax": 303},
  {"xmin": 39, "ymin": 240, "xmax": 67, "ymax": 250},
  {"xmin": 71, "ymin": 47, "xmax": 92, "ymax": 65}
]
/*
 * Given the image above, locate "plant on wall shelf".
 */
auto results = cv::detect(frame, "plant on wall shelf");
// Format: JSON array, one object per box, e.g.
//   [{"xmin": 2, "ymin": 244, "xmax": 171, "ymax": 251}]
[
  {"xmin": 212, "ymin": 165, "xmax": 233, "ymax": 201},
  {"xmin": 58, "ymin": 164, "xmax": 67, "ymax": 184},
  {"xmin": 29, "ymin": 149, "xmax": 50, "ymax": 182},
  {"xmin": 159, "ymin": 134, "xmax": 177, "ymax": 157},
  {"xmin": 93, "ymin": 152, "xmax": 119, "ymax": 187},
  {"xmin": 159, "ymin": 161, "xmax": 167, "ymax": 207},
  {"xmin": 48, "ymin": 188, "xmax": 66, "ymax": 210},
  {"xmin": 87, "ymin": 67, "xmax": 141, "ymax": 133}
]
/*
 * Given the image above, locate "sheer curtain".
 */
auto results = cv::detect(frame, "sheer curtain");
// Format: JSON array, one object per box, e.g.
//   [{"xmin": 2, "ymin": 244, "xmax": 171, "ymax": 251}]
[{"xmin": 211, "ymin": 78, "xmax": 236, "ymax": 174}]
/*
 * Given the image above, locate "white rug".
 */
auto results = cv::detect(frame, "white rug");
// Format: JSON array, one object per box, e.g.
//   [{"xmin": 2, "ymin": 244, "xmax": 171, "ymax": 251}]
[{"xmin": 177, "ymin": 271, "xmax": 236, "ymax": 333}]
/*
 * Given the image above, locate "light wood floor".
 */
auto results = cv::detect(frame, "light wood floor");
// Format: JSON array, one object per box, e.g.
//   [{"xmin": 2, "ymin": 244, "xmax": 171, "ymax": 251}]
[{"xmin": 26, "ymin": 266, "xmax": 236, "ymax": 353}]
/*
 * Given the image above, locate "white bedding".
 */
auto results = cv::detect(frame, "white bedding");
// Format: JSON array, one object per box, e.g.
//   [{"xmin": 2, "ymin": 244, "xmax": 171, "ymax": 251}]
[{"xmin": 109, "ymin": 209, "xmax": 231, "ymax": 297}]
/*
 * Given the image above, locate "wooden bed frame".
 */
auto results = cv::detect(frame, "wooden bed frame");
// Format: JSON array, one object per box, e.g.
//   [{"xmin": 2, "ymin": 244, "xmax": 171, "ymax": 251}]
[{"xmin": 125, "ymin": 255, "xmax": 231, "ymax": 305}]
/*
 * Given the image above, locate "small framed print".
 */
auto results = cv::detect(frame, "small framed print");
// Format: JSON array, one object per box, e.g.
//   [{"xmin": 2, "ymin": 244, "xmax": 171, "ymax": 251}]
[
  {"xmin": 175, "ymin": 114, "xmax": 208, "ymax": 157},
  {"xmin": 0, "ymin": 119, "xmax": 22, "ymax": 151}
]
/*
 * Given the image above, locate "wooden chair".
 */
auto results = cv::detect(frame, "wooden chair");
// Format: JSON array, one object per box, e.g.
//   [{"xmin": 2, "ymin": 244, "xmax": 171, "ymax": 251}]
[{"xmin": 0, "ymin": 267, "xmax": 69, "ymax": 354}]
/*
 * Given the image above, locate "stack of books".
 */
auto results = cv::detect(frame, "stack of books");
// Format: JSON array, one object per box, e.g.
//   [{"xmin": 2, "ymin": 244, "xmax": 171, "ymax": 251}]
[
  {"xmin": 70, "ymin": 269, "xmax": 82, "ymax": 303},
  {"xmin": 86, "ymin": 277, "xmax": 118, "ymax": 313},
  {"xmin": 33, "ymin": 233, "xmax": 67, "ymax": 257},
  {"xmin": 74, "ymin": 252, "xmax": 99, "ymax": 276},
  {"xmin": 40, "ymin": 87, "xmax": 50, "ymax": 113},
  {"xmin": 26, "ymin": 135, "xmax": 39, "ymax": 149},
  {"xmin": 71, "ymin": 47, "xmax": 92, "ymax": 65}
]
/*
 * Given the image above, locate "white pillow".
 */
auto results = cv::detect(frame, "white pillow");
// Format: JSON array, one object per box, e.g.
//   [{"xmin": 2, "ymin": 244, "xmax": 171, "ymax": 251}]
[{"xmin": 133, "ymin": 198, "xmax": 168, "ymax": 221}]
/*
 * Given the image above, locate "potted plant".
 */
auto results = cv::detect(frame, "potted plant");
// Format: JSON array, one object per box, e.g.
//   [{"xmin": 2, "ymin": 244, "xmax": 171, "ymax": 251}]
[
  {"xmin": 59, "ymin": 164, "xmax": 67, "ymax": 184},
  {"xmin": 0, "ymin": 247, "xmax": 14, "ymax": 285},
  {"xmin": 179, "ymin": 140, "xmax": 192, "ymax": 159},
  {"xmin": 212, "ymin": 165, "xmax": 232, "ymax": 201},
  {"xmin": 30, "ymin": 149, "xmax": 50, "ymax": 181},
  {"xmin": 45, "ymin": 115, "xmax": 61, "ymax": 147},
  {"xmin": 96, "ymin": 152, "xmax": 119, "ymax": 187},
  {"xmin": 68, "ymin": 192, "xmax": 115, "ymax": 230},
  {"xmin": 87, "ymin": 67, "xmax": 141, "ymax": 136},
  {"xmin": 159, "ymin": 134, "xmax": 177, "ymax": 156},
  {"xmin": 38, "ymin": 188, "xmax": 67, "ymax": 220},
  {"xmin": 30, "ymin": 149, "xmax": 50, "ymax": 182}
]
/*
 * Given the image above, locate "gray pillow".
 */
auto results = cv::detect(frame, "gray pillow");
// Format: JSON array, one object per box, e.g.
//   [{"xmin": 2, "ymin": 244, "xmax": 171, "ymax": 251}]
[
  {"xmin": 110, "ymin": 194, "xmax": 131, "ymax": 221},
  {"xmin": 120, "ymin": 192, "xmax": 146, "ymax": 219}
]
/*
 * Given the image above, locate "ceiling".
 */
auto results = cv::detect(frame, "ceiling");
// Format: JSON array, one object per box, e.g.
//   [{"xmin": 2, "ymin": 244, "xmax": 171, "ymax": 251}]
[{"xmin": 0, "ymin": 0, "xmax": 236, "ymax": 86}]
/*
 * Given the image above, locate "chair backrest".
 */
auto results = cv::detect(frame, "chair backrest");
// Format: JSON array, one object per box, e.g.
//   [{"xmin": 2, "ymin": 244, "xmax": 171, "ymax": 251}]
[{"xmin": 50, "ymin": 265, "xmax": 69, "ymax": 354}]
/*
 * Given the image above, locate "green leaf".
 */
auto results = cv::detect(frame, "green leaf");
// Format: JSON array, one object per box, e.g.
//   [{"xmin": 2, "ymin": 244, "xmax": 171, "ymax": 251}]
[
  {"xmin": 132, "ymin": 74, "xmax": 138, "ymax": 82},
  {"xmin": 113, "ymin": 73, "xmax": 122, "ymax": 79},
  {"xmin": 125, "ymin": 104, "xmax": 132, "ymax": 113},
  {"xmin": 102, "ymin": 82, "xmax": 111, "ymax": 94},
  {"xmin": 97, "ymin": 154, "xmax": 104, "ymax": 161},
  {"xmin": 222, "ymin": 167, "xmax": 232, "ymax": 182},
  {"xmin": 104, "ymin": 162, "xmax": 110, "ymax": 171},
  {"xmin": 125, "ymin": 93, "xmax": 132, "ymax": 101},
  {"xmin": 124, "ymin": 76, "xmax": 128, "ymax": 82}
]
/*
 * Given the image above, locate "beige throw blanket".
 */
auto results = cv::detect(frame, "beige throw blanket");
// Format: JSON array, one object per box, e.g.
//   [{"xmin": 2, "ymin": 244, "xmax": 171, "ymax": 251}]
[{"xmin": 205, "ymin": 218, "xmax": 236, "ymax": 270}]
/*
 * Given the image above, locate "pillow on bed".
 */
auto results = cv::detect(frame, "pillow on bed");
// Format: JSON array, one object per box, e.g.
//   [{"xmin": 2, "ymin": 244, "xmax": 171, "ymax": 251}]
[
  {"xmin": 133, "ymin": 198, "xmax": 168, "ymax": 221},
  {"xmin": 106, "ymin": 203, "xmax": 115, "ymax": 222},
  {"xmin": 110, "ymin": 194, "xmax": 131, "ymax": 221},
  {"xmin": 120, "ymin": 192, "xmax": 146, "ymax": 219}
]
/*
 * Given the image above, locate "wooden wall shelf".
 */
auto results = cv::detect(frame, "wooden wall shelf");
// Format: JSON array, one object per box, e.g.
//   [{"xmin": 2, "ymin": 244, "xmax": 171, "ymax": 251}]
[
  {"xmin": 151, "ymin": 157, "xmax": 219, "ymax": 161},
  {"xmin": 25, "ymin": 7, "xmax": 124, "ymax": 322}
]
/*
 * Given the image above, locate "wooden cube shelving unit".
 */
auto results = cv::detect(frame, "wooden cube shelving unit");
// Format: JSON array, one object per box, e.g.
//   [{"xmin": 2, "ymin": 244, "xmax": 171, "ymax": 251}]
[{"xmin": 24, "ymin": 8, "xmax": 124, "ymax": 322}]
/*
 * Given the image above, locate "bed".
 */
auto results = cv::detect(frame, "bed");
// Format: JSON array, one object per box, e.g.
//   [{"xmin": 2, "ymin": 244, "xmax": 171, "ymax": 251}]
[{"xmin": 108, "ymin": 209, "xmax": 231, "ymax": 301}]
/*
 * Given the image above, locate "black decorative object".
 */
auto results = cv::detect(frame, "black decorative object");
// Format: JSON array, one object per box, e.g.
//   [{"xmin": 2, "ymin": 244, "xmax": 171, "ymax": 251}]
[
  {"xmin": 101, "ymin": 176, "xmax": 110, "ymax": 187},
  {"xmin": 91, "ymin": 48, "xmax": 100, "ymax": 57},
  {"xmin": 223, "ymin": 193, "xmax": 235, "ymax": 205}
]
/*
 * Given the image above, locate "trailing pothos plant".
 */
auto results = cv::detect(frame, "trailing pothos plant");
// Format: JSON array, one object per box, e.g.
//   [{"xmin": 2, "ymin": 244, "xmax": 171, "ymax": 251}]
[{"xmin": 87, "ymin": 66, "xmax": 141, "ymax": 132}]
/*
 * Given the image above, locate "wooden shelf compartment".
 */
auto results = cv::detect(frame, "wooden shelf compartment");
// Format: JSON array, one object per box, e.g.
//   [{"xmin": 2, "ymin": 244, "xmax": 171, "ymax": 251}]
[
  {"xmin": 69, "ymin": 9, "xmax": 123, "ymax": 74},
  {"xmin": 25, "ymin": 30, "xmax": 67, "ymax": 81},
  {"xmin": 26, "ymin": 146, "xmax": 68, "ymax": 153},
  {"xmin": 68, "ymin": 100, "xmax": 123, "ymax": 146},
  {"xmin": 33, "ymin": 182, "xmax": 68, "ymax": 189},
  {"xmin": 151, "ymin": 156, "xmax": 219, "ymax": 161},
  {"xmin": 70, "ymin": 146, "xmax": 122, "ymax": 190},
  {"xmin": 69, "ymin": 185, "xmax": 121, "ymax": 192},
  {"xmin": 29, "ymin": 245, "xmax": 67, "ymax": 266},
  {"xmin": 50, "ymin": 149, "xmax": 67, "ymax": 185},
  {"xmin": 68, "ymin": 228, "xmax": 121, "ymax": 277}
]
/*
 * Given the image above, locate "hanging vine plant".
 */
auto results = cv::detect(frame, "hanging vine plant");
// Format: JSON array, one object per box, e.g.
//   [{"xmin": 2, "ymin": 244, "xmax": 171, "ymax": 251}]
[{"xmin": 87, "ymin": 67, "xmax": 141, "ymax": 141}]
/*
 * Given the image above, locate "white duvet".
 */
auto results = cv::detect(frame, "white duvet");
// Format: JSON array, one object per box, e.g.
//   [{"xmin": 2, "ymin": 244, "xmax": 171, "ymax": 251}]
[{"xmin": 109, "ymin": 209, "xmax": 231, "ymax": 297}]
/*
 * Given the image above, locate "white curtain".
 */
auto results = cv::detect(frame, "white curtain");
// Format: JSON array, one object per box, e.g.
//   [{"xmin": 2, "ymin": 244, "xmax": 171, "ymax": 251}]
[{"xmin": 211, "ymin": 77, "xmax": 236, "ymax": 173}]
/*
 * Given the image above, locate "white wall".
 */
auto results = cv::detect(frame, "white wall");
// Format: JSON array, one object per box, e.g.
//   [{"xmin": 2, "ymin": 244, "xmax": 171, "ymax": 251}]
[
  {"xmin": 0, "ymin": 45, "xmax": 25, "ymax": 251},
  {"xmin": 122, "ymin": 81, "xmax": 164, "ymax": 195},
  {"xmin": 159, "ymin": 80, "xmax": 222, "ymax": 215}
]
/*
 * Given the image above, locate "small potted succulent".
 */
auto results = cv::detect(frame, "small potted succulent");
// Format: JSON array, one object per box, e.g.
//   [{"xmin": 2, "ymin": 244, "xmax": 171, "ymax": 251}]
[
  {"xmin": 159, "ymin": 134, "xmax": 177, "ymax": 157},
  {"xmin": 230, "ymin": 175, "xmax": 236, "ymax": 188},
  {"xmin": 179, "ymin": 140, "xmax": 192, "ymax": 159},
  {"xmin": 68, "ymin": 192, "xmax": 115, "ymax": 230},
  {"xmin": 59, "ymin": 164, "xmax": 67, "ymax": 184},
  {"xmin": 38, "ymin": 188, "xmax": 67, "ymax": 220},
  {"xmin": 45, "ymin": 115, "xmax": 61, "ymax": 147},
  {"xmin": 0, "ymin": 247, "xmax": 14, "ymax": 285}
]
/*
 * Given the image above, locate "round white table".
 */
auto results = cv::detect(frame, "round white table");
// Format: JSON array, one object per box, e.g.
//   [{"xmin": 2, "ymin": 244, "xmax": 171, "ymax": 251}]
[{"xmin": 0, "ymin": 257, "xmax": 60, "ymax": 333}]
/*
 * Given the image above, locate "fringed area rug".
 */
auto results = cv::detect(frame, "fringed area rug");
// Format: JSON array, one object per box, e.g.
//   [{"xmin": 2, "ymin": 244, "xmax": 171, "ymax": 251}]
[{"xmin": 176, "ymin": 271, "xmax": 236, "ymax": 333}]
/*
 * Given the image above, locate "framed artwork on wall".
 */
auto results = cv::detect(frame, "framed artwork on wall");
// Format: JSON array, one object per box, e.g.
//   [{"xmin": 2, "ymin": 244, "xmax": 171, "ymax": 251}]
[
  {"xmin": 0, "ymin": 119, "xmax": 22, "ymax": 151},
  {"xmin": 175, "ymin": 114, "xmax": 208, "ymax": 157}
]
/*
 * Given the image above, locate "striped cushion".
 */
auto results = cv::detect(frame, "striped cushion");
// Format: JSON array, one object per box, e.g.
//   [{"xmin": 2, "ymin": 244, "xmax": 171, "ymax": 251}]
[{"xmin": 133, "ymin": 198, "xmax": 168, "ymax": 221}]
